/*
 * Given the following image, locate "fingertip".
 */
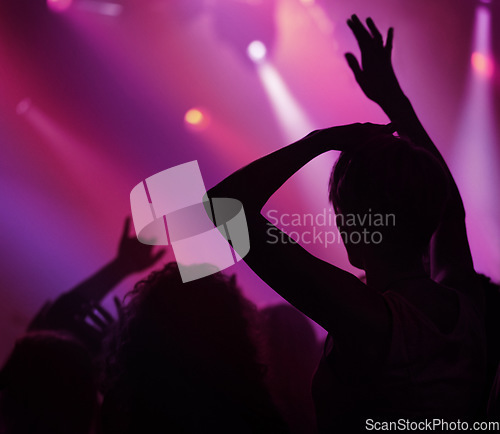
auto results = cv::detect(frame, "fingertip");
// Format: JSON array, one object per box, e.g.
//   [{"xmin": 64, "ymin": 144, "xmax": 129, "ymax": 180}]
[
  {"xmin": 344, "ymin": 53, "xmax": 354, "ymax": 67},
  {"xmin": 344, "ymin": 53, "xmax": 359, "ymax": 69}
]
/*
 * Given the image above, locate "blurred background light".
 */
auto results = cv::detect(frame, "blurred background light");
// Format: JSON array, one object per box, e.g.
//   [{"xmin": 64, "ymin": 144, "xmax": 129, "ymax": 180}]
[
  {"xmin": 47, "ymin": 0, "xmax": 73, "ymax": 12},
  {"xmin": 0, "ymin": 0, "xmax": 498, "ymax": 364},
  {"xmin": 16, "ymin": 98, "xmax": 32, "ymax": 116},
  {"xmin": 184, "ymin": 108, "xmax": 210, "ymax": 130},
  {"xmin": 78, "ymin": 1, "xmax": 123, "ymax": 17},
  {"xmin": 471, "ymin": 52, "xmax": 494, "ymax": 77},
  {"xmin": 247, "ymin": 40, "xmax": 267, "ymax": 63}
]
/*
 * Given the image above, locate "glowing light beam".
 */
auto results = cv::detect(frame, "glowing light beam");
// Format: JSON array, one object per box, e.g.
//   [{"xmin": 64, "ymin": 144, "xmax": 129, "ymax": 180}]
[{"xmin": 451, "ymin": 4, "xmax": 500, "ymax": 280}]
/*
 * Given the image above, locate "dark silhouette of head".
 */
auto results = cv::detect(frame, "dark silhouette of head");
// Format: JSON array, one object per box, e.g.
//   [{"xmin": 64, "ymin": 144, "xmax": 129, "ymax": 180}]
[
  {"xmin": 329, "ymin": 135, "xmax": 448, "ymax": 268},
  {"xmin": 0, "ymin": 331, "xmax": 97, "ymax": 434},
  {"xmin": 102, "ymin": 262, "xmax": 285, "ymax": 433}
]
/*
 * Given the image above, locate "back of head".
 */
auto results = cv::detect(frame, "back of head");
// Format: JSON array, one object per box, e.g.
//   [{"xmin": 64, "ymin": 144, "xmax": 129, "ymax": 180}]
[
  {"xmin": 329, "ymin": 134, "xmax": 448, "ymax": 261},
  {"xmin": 0, "ymin": 331, "xmax": 97, "ymax": 434},
  {"xmin": 103, "ymin": 263, "xmax": 285, "ymax": 433},
  {"xmin": 106, "ymin": 263, "xmax": 263, "ymax": 383}
]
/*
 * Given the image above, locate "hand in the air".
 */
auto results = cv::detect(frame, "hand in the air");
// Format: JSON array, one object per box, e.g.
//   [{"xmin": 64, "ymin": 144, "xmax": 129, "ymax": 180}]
[
  {"xmin": 116, "ymin": 217, "xmax": 166, "ymax": 273},
  {"xmin": 345, "ymin": 15, "xmax": 401, "ymax": 104}
]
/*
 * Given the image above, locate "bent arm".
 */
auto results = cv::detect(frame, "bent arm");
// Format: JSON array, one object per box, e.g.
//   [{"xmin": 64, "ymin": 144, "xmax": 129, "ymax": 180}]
[
  {"xmin": 208, "ymin": 125, "xmax": 392, "ymax": 357},
  {"xmin": 208, "ymin": 128, "xmax": 331, "ymax": 213}
]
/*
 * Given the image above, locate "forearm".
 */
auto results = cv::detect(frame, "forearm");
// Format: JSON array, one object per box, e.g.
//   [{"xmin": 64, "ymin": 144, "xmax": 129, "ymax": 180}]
[
  {"xmin": 208, "ymin": 129, "xmax": 333, "ymax": 211},
  {"xmin": 382, "ymin": 89, "xmax": 476, "ymax": 289},
  {"xmin": 379, "ymin": 90, "xmax": 465, "ymax": 217},
  {"xmin": 69, "ymin": 259, "xmax": 126, "ymax": 304}
]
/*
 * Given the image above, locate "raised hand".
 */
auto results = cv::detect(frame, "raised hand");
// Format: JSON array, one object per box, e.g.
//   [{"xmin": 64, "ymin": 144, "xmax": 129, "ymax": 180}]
[
  {"xmin": 345, "ymin": 15, "xmax": 401, "ymax": 104},
  {"xmin": 116, "ymin": 217, "xmax": 166, "ymax": 273}
]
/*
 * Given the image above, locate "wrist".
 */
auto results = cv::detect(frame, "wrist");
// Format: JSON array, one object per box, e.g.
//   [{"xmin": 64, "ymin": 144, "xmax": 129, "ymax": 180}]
[
  {"xmin": 109, "ymin": 257, "xmax": 130, "ymax": 278},
  {"xmin": 376, "ymin": 82, "xmax": 407, "ymax": 105},
  {"xmin": 379, "ymin": 93, "xmax": 411, "ymax": 118},
  {"xmin": 304, "ymin": 127, "xmax": 341, "ymax": 153}
]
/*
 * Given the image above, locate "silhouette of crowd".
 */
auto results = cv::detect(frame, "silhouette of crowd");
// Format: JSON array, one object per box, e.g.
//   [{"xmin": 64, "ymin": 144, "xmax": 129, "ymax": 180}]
[{"xmin": 1, "ymin": 15, "xmax": 499, "ymax": 433}]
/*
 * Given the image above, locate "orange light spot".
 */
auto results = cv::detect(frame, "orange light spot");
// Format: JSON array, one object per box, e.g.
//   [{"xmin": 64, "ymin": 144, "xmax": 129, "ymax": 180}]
[{"xmin": 185, "ymin": 109, "xmax": 204, "ymax": 125}]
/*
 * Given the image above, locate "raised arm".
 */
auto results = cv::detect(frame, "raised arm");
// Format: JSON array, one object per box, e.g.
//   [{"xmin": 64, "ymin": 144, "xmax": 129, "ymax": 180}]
[
  {"xmin": 28, "ymin": 218, "xmax": 166, "ymax": 351},
  {"xmin": 208, "ymin": 124, "xmax": 392, "ymax": 359},
  {"xmin": 345, "ymin": 15, "xmax": 478, "ymax": 297},
  {"xmin": 70, "ymin": 217, "xmax": 166, "ymax": 303}
]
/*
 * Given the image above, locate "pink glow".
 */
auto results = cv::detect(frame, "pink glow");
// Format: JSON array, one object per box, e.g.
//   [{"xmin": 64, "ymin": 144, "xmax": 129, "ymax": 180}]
[
  {"xmin": 47, "ymin": 0, "xmax": 73, "ymax": 12},
  {"xmin": 1, "ymin": 0, "xmax": 500, "ymax": 366},
  {"xmin": 471, "ymin": 52, "xmax": 494, "ymax": 78}
]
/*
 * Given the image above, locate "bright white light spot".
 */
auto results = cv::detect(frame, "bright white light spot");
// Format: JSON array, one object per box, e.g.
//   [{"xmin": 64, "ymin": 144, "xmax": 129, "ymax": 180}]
[
  {"xmin": 47, "ymin": 0, "xmax": 73, "ymax": 12},
  {"xmin": 16, "ymin": 98, "xmax": 32, "ymax": 116},
  {"xmin": 247, "ymin": 41, "xmax": 267, "ymax": 63}
]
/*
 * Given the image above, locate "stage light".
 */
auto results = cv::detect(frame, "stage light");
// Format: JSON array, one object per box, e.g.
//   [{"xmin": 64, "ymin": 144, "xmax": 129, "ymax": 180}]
[
  {"xmin": 185, "ymin": 108, "xmax": 204, "ymax": 125},
  {"xmin": 451, "ymin": 1, "xmax": 500, "ymax": 280},
  {"xmin": 471, "ymin": 52, "xmax": 494, "ymax": 77},
  {"xmin": 47, "ymin": 0, "xmax": 73, "ymax": 12},
  {"xmin": 247, "ymin": 40, "xmax": 267, "ymax": 63},
  {"xmin": 184, "ymin": 108, "xmax": 210, "ymax": 131},
  {"xmin": 16, "ymin": 98, "xmax": 32, "ymax": 116}
]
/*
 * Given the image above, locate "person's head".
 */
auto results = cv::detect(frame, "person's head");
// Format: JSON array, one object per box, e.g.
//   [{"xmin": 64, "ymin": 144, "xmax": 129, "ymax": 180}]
[
  {"xmin": 102, "ymin": 262, "xmax": 280, "ymax": 432},
  {"xmin": 0, "ymin": 331, "xmax": 97, "ymax": 434},
  {"xmin": 329, "ymin": 134, "xmax": 448, "ymax": 268},
  {"xmin": 105, "ymin": 263, "xmax": 262, "ymax": 383}
]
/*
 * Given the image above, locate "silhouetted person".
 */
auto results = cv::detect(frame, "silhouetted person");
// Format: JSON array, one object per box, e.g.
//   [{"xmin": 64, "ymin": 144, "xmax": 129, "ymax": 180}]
[
  {"xmin": 260, "ymin": 304, "xmax": 322, "ymax": 433},
  {"xmin": 480, "ymin": 274, "xmax": 500, "ymax": 418},
  {"xmin": 0, "ymin": 331, "xmax": 98, "ymax": 434},
  {"xmin": 28, "ymin": 217, "xmax": 165, "ymax": 355},
  {"xmin": 0, "ymin": 217, "xmax": 165, "ymax": 433},
  {"xmin": 206, "ymin": 15, "xmax": 486, "ymax": 432},
  {"xmin": 101, "ymin": 262, "xmax": 287, "ymax": 433}
]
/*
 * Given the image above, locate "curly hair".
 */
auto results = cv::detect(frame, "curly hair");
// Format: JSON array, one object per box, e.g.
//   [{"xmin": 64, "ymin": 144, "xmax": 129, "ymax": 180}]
[{"xmin": 103, "ymin": 262, "xmax": 267, "ymax": 399}]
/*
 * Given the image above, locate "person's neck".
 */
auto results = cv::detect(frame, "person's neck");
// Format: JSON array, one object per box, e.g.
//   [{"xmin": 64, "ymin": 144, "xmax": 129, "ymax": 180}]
[{"xmin": 364, "ymin": 254, "xmax": 427, "ymax": 292}]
